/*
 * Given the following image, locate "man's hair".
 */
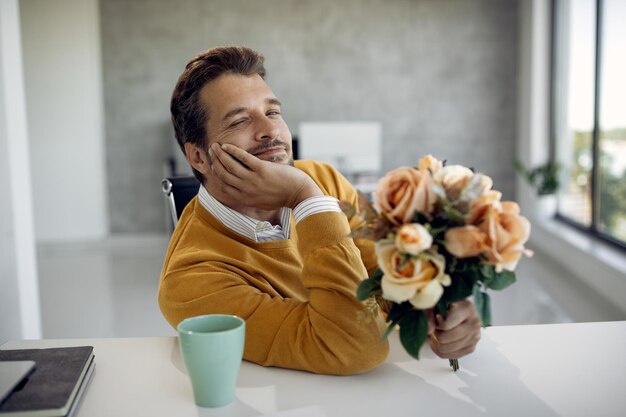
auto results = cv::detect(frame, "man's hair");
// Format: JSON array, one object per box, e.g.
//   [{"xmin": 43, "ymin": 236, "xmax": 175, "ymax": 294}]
[{"xmin": 170, "ymin": 46, "xmax": 266, "ymax": 181}]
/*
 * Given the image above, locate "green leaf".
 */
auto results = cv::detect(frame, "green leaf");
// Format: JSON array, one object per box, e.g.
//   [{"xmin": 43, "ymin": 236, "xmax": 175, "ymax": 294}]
[
  {"xmin": 436, "ymin": 298, "xmax": 449, "ymax": 319},
  {"xmin": 384, "ymin": 302, "xmax": 415, "ymax": 342},
  {"xmin": 439, "ymin": 271, "xmax": 474, "ymax": 306},
  {"xmin": 386, "ymin": 301, "xmax": 411, "ymax": 323},
  {"xmin": 487, "ymin": 270, "xmax": 516, "ymax": 290},
  {"xmin": 445, "ymin": 206, "xmax": 466, "ymax": 223},
  {"xmin": 356, "ymin": 277, "xmax": 381, "ymax": 301},
  {"xmin": 369, "ymin": 268, "xmax": 383, "ymax": 281},
  {"xmin": 479, "ymin": 264, "xmax": 495, "ymax": 287},
  {"xmin": 472, "ymin": 283, "xmax": 492, "ymax": 327},
  {"xmin": 411, "ymin": 211, "xmax": 430, "ymax": 224},
  {"xmin": 398, "ymin": 310, "xmax": 429, "ymax": 360},
  {"xmin": 381, "ymin": 320, "xmax": 399, "ymax": 341},
  {"xmin": 472, "ymin": 282, "xmax": 482, "ymax": 314}
]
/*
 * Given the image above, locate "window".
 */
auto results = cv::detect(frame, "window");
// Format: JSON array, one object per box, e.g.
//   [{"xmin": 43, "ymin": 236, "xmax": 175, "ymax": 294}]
[{"xmin": 552, "ymin": 0, "xmax": 626, "ymax": 248}]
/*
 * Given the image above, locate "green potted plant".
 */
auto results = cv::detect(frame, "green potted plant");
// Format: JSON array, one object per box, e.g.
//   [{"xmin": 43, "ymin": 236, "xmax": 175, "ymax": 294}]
[
  {"xmin": 514, "ymin": 161, "xmax": 560, "ymax": 196},
  {"xmin": 514, "ymin": 160, "xmax": 561, "ymax": 219}
]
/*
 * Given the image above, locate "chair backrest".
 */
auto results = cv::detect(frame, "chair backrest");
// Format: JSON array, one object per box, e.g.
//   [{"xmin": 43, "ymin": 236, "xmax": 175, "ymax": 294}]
[{"xmin": 161, "ymin": 176, "xmax": 201, "ymax": 227}]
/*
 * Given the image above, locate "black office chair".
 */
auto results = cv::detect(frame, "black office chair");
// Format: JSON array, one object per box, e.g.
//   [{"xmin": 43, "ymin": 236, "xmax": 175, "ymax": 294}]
[{"xmin": 161, "ymin": 176, "xmax": 201, "ymax": 227}]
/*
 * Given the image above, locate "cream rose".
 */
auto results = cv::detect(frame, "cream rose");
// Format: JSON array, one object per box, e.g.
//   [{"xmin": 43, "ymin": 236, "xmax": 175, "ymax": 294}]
[
  {"xmin": 477, "ymin": 203, "xmax": 531, "ymax": 272},
  {"xmin": 433, "ymin": 165, "xmax": 474, "ymax": 200},
  {"xmin": 376, "ymin": 240, "xmax": 451, "ymax": 309},
  {"xmin": 460, "ymin": 173, "xmax": 493, "ymax": 202},
  {"xmin": 395, "ymin": 223, "xmax": 433, "ymax": 255},
  {"xmin": 374, "ymin": 167, "xmax": 436, "ymax": 225},
  {"xmin": 418, "ymin": 154, "xmax": 443, "ymax": 175}
]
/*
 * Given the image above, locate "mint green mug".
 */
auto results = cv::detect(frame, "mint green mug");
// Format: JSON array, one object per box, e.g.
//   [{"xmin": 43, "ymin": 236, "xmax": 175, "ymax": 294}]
[{"xmin": 177, "ymin": 314, "xmax": 245, "ymax": 407}]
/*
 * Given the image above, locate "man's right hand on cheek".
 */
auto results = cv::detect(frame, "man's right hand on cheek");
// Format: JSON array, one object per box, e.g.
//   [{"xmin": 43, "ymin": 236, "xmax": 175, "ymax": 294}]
[{"xmin": 208, "ymin": 143, "xmax": 323, "ymax": 210}]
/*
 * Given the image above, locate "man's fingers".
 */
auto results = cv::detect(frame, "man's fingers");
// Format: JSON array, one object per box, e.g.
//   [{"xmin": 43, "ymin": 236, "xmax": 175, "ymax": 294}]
[
  {"xmin": 220, "ymin": 143, "xmax": 262, "ymax": 171},
  {"xmin": 429, "ymin": 333, "xmax": 478, "ymax": 359},
  {"xmin": 434, "ymin": 328, "xmax": 480, "ymax": 354},
  {"xmin": 209, "ymin": 146, "xmax": 245, "ymax": 189},
  {"xmin": 431, "ymin": 344, "xmax": 476, "ymax": 360},
  {"xmin": 435, "ymin": 315, "xmax": 481, "ymax": 344},
  {"xmin": 211, "ymin": 144, "xmax": 251, "ymax": 179},
  {"xmin": 210, "ymin": 160, "xmax": 243, "ymax": 199},
  {"xmin": 435, "ymin": 300, "xmax": 473, "ymax": 331},
  {"xmin": 429, "ymin": 301, "xmax": 481, "ymax": 360},
  {"xmin": 433, "ymin": 323, "xmax": 466, "ymax": 345},
  {"xmin": 443, "ymin": 344, "xmax": 478, "ymax": 360}
]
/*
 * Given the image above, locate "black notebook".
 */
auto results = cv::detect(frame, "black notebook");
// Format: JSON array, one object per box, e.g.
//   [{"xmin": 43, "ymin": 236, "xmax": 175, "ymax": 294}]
[{"xmin": 0, "ymin": 346, "xmax": 94, "ymax": 417}]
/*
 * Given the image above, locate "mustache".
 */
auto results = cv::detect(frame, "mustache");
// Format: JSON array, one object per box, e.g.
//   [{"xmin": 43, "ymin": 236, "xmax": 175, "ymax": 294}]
[{"xmin": 247, "ymin": 139, "xmax": 290, "ymax": 156}]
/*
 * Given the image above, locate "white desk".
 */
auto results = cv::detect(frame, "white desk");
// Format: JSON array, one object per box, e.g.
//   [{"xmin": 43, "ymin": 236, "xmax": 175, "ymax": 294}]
[{"xmin": 2, "ymin": 321, "xmax": 625, "ymax": 417}]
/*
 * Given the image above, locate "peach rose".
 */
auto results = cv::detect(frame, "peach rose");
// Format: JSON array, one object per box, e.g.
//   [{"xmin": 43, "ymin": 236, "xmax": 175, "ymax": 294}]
[
  {"xmin": 376, "ymin": 240, "xmax": 451, "ymax": 308},
  {"xmin": 477, "ymin": 203, "xmax": 531, "ymax": 272},
  {"xmin": 467, "ymin": 190, "xmax": 502, "ymax": 224},
  {"xmin": 444, "ymin": 225, "xmax": 488, "ymax": 258},
  {"xmin": 433, "ymin": 165, "xmax": 474, "ymax": 200},
  {"xmin": 418, "ymin": 154, "xmax": 443, "ymax": 175},
  {"xmin": 395, "ymin": 224, "xmax": 433, "ymax": 255},
  {"xmin": 375, "ymin": 167, "xmax": 436, "ymax": 225}
]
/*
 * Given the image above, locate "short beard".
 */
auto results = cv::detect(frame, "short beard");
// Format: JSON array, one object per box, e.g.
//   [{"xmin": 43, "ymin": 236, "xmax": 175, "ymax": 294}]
[
  {"xmin": 203, "ymin": 140, "xmax": 294, "ymax": 167},
  {"xmin": 246, "ymin": 139, "xmax": 292, "ymax": 163},
  {"xmin": 264, "ymin": 155, "xmax": 294, "ymax": 166}
]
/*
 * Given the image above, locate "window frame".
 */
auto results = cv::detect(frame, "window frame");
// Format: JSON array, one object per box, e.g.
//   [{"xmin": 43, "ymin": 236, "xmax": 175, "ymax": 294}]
[{"xmin": 550, "ymin": 0, "xmax": 626, "ymax": 251}]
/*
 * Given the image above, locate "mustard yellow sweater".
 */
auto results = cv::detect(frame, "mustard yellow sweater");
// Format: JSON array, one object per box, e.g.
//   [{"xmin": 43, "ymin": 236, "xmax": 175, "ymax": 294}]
[{"xmin": 158, "ymin": 160, "xmax": 389, "ymax": 375}]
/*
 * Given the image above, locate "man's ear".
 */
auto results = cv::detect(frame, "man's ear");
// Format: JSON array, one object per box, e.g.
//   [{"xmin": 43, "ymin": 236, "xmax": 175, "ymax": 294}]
[{"xmin": 184, "ymin": 142, "xmax": 211, "ymax": 175}]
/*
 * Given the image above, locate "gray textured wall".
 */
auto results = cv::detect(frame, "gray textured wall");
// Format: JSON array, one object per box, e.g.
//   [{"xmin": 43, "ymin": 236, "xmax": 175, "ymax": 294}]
[{"xmin": 101, "ymin": 0, "xmax": 519, "ymax": 233}]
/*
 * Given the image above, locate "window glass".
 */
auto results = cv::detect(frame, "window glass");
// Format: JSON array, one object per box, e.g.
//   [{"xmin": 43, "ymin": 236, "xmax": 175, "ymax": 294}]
[
  {"xmin": 597, "ymin": 0, "xmax": 626, "ymax": 242},
  {"xmin": 555, "ymin": 0, "xmax": 596, "ymax": 227}
]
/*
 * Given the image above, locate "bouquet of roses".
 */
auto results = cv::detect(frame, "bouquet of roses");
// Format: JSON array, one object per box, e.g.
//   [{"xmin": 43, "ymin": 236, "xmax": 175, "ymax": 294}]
[{"xmin": 341, "ymin": 155, "xmax": 532, "ymax": 370}]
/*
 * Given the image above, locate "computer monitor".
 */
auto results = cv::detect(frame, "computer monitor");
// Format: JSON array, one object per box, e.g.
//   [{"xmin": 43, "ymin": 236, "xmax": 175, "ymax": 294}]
[{"xmin": 298, "ymin": 122, "xmax": 382, "ymax": 177}]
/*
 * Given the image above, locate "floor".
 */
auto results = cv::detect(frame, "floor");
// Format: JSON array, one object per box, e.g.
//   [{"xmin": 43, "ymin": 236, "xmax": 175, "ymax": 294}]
[{"xmin": 36, "ymin": 233, "xmax": 606, "ymax": 340}]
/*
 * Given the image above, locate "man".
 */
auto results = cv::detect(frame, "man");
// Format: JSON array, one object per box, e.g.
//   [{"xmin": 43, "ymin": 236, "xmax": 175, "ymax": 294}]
[{"xmin": 159, "ymin": 46, "xmax": 480, "ymax": 375}]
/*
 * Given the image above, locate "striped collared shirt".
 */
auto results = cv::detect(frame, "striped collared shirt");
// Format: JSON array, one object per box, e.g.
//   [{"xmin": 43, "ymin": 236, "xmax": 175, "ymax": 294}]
[{"xmin": 197, "ymin": 185, "xmax": 341, "ymax": 242}]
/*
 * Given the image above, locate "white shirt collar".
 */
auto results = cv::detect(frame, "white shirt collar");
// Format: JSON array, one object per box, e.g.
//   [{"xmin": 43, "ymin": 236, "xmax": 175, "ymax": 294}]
[{"xmin": 197, "ymin": 185, "xmax": 291, "ymax": 242}]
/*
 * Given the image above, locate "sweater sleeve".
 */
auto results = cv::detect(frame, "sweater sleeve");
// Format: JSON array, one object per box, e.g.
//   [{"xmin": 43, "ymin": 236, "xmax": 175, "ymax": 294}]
[
  {"xmin": 159, "ymin": 211, "xmax": 388, "ymax": 375},
  {"xmin": 314, "ymin": 163, "xmax": 378, "ymax": 275}
]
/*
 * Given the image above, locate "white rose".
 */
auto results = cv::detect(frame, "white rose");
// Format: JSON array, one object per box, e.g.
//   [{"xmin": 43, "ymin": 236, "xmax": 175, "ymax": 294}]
[
  {"xmin": 376, "ymin": 240, "xmax": 451, "ymax": 308},
  {"xmin": 395, "ymin": 223, "xmax": 433, "ymax": 255},
  {"xmin": 460, "ymin": 173, "xmax": 493, "ymax": 202},
  {"xmin": 433, "ymin": 165, "xmax": 474, "ymax": 200}
]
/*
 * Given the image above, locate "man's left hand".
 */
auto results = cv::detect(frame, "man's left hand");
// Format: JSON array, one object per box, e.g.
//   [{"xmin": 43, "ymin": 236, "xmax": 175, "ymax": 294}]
[
  {"xmin": 428, "ymin": 299, "xmax": 481, "ymax": 359},
  {"xmin": 208, "ymin": 142, "xmax": 322, "ymax": 210}
]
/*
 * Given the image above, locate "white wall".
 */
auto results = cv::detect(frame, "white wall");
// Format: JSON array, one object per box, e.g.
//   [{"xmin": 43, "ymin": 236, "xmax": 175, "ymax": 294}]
[
  {"xmin": 101, "ymin": 0, "xmax": 520, "ymax": 233},
  {"xmin": 0, "ymin": 0, "xmax": 41, "ymax": 341},
  {"xmin": 517, "ymin": 0, "xmax": 551, "ymax": 208},
  {"xmin": 20, "ymin": 0, "xmax": 108, "ymax": 242}
]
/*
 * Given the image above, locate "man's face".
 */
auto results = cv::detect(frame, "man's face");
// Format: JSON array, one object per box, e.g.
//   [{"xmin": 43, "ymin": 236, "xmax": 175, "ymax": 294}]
[{"xmin": 200, "ymin": 73, "xmax": 293, "ymax": 166}]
